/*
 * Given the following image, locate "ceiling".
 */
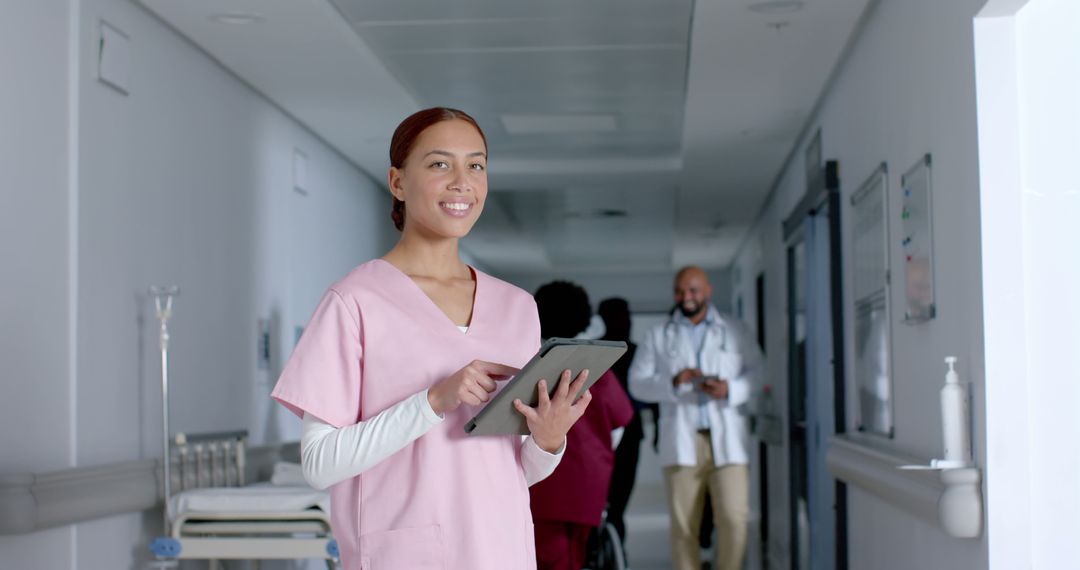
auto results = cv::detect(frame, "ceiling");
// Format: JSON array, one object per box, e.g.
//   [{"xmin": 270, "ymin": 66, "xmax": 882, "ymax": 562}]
[{"xmin": 137, "ymin": 0, "xmax": 869, "ymax": 276}]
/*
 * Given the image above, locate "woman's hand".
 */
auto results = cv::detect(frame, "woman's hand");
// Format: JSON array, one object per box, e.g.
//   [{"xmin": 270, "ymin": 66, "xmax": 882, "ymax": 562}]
[
  {"xmin": 428, "ymin": 360, "xmax": 519, "ymax": 416},
  {"xmin": 513, "ymin": 369, "xmax": 592, "ymax": 453}
]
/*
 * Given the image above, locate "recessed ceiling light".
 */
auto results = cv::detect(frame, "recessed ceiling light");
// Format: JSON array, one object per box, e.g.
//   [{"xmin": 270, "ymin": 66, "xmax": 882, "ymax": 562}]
[
  {"xmin": 501, "ymin": 114, "xmax": 617, "ymax": 135},
  {"xmin": 209, "ymin": 13, "xmax": 265, "ymax": 25},
  {"xmin": 747, "ymin": 1, "xmax": 805, "ymax": 14},
  {"xmin": 566, "ymin": 208, "xmax": 629, "ymax": 219}
]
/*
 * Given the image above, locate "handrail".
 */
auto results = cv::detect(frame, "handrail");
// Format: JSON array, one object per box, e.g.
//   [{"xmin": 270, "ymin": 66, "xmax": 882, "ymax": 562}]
[
  {"xmin": 826, "ymin": 434, "xmax": 943, "ymax": 526},
  {"xmin": 0, "ymin": 441, "xmax": 299, "ymax": 535},
  {"xmin": 826, "ymin": 433, "xmax": 983, "ymax": 537}
]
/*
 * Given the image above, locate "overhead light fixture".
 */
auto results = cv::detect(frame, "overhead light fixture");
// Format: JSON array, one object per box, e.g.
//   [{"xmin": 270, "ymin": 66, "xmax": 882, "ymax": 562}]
[
  {"xmin": 501, "ymin": 114, "xmax": 617, "ymax": 135},
  {"xmin": 747, "ymin": 1, "xmax": 805, "ymax": 14},
  {"xmin": 209, "ymin": 12, "xmax": 265, "ymax": 25},
  {"xmin": 565, "ymin": 208, "xmax": 628, "ymax": 219}
]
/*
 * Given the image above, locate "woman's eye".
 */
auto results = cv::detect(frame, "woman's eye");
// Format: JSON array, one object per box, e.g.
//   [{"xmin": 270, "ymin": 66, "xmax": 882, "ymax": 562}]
[
  {"xmin": 430, "ymin": 161, "xmax": 448, "ymax": 169},
  {"xmin": 470, "ymin": 163, "xmax": 485, "ymax": 171}
]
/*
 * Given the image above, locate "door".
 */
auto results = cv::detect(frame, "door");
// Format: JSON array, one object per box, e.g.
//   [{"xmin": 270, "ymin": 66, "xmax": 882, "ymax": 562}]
[
  {"xmin": 783, "ymin": 161, "xmax": 847, "ymax": 570},
  {"xmin": 804, "ymin": 204, "xmax": 838, "ymax": 570},
  {"xmin": 785, "ymin": 237, "xmax": 809, "ymax": 570}
]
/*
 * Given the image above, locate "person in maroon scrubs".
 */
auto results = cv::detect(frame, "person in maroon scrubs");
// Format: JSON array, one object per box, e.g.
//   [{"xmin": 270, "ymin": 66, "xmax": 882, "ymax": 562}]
[{"xmin": 529, "ymin": 281, "xmax": 634, "ymax": 570}]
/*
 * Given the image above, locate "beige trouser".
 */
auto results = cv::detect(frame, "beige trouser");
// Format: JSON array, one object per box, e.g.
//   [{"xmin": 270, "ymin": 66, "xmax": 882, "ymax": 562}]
[{"xmin": 663, "ymin": 431, "xmax": 749, "ymax": 570}]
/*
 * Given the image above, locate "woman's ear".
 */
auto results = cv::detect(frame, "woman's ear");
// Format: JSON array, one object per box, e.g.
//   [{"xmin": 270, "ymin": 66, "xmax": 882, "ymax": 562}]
[{"xmin": 387, "ymin": 167, "xmax": 405, "ymax": 201}]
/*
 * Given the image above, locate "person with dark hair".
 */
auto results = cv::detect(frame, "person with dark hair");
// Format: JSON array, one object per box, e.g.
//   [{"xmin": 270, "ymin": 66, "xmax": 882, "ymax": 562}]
[
  {"xmin": 530, "ymin": 281, "xmax": 634, "ymax": 570},
  {"xmin": 629, "ymin": 267, "xmax": 762, "ymax": 570},
  {"xmin": 272, "ymin": 108, "xmax": 593, "ymax": 570},
  {"xmin": 597, "ymin": 297, "xmax": 648, "ymax": 544}
]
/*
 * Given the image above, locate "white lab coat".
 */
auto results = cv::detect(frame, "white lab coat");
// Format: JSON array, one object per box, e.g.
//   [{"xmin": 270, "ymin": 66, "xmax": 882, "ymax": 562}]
[{"xmin": 629, "ymin": 306, "xmax": 762, "ymax": 468}]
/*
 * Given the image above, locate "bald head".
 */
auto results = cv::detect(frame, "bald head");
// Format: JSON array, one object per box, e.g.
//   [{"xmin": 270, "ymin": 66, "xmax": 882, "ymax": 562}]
[{"xmin": 674, "ymin": 266, "xmax": 712, "ymax": 322}]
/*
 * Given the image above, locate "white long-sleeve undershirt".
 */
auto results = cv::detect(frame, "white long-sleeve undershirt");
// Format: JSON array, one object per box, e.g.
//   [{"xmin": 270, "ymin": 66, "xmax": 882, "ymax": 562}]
[{"xmin": 300, "ymin": 389, "xmax": 564, "ymax": 490}]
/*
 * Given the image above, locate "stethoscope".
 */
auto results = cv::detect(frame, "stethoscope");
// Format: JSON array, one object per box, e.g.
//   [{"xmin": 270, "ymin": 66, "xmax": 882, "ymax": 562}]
[{"xmin": 661, "ymin": 307, "xmax": 729, "ymax": 359}]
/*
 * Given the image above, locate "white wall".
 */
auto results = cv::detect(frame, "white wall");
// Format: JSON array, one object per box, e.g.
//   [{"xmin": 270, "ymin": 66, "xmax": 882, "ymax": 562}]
[
  {"xmin": 976, "ymin": 0, "xmax": 1080, "ymax": 568},
  {"xmin": 0, "ymin": 0, "xmax": 397, "ymax": 567},
  {"xmin": 729, "ymin": 0, "xmax": 990, "ymax": 568},
  {"xmin": 0, "ymin": 1, "xmax": 77, "ymax": 567}
]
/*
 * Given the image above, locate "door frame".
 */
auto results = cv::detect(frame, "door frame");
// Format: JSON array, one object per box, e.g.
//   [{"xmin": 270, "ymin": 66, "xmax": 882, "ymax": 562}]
[{"xmin": 782, "ymin": 160, "xmax": 847, "ymax": 570}]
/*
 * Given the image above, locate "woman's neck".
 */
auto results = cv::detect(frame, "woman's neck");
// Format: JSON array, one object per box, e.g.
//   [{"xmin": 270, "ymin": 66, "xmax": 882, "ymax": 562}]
[{"xmin": 382, "ymin": 231, "xmax": 470, "ymax": 280}]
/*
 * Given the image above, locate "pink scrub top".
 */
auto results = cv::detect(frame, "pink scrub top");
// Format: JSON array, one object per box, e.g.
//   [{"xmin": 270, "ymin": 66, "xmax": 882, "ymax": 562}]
[{"xmin": 271, "ymin": 259, "xmax": 542, "ymax": 570}]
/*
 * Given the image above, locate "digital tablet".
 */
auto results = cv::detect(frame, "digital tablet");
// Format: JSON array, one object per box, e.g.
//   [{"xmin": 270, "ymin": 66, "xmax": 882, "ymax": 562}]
[{"xmin": 464, "ymin": 338, "xmax": 628, "ymax": 436}]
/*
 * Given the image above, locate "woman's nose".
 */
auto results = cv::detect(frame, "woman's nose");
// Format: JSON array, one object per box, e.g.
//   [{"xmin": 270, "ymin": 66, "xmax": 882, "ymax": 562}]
[{"xmin": 448, "ymin": 171, "xmax": 471, "ymax": 192}]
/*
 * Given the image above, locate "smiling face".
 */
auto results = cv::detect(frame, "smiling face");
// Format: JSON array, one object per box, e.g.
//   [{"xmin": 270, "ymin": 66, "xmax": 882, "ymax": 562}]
[
  {"xmin": 388, "ymin": 119, "xmax": 488, "ymax": 240},
  {"xmin": 674, "ymin": 266, "xmax": 712, "ymax": 321}
]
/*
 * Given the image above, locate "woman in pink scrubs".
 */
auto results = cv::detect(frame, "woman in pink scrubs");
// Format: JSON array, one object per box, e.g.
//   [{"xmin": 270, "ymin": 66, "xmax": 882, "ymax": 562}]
[{"xmin": 271, "ymin": 108, "xmax": 592, "ymax": 570}]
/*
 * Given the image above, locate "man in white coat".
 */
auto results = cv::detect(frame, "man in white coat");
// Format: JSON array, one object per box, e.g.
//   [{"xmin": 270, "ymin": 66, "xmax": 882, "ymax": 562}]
[{"xmin": 629, "ymin": 266, "xmax": 762, "ymax": 570}]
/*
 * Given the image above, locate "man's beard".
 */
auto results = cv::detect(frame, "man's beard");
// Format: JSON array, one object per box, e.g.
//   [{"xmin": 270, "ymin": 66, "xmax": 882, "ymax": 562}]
[{"xmin": 678, "ymin": 300, "xmax": 705, "ymax": 318}]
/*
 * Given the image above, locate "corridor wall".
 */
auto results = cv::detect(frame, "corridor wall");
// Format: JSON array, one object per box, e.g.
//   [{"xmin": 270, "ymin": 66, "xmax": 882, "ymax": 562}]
[
  {"xmin": 728, "ymin": 0, "xmax": 990, "ymax": 568},
  {"xmin": 0, "ymin": 0, "xmax": 398, "ymax": 567}
]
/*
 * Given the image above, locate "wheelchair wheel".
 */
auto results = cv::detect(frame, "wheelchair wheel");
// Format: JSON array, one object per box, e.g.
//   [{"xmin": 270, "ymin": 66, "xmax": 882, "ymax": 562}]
[{"xmin": 583, "ymin": 521, "xmax": 627, "ymax": 570}]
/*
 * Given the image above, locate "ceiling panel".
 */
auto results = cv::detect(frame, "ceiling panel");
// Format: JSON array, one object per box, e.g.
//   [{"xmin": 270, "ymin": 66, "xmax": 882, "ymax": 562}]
[
  {"xmin": 332, "ymin": 0, "xmax": 693, "ymax": 26},
  {"xmin": 467, "ymin": 186, "xmax": 676, "ymax": 271},
  {"xmin": 331, "ymin": 0, "xmax": 692, "ymax": 174},
  {"xmin": 136, "ymin": 0, "xmax": 871, "ymax": 275}
]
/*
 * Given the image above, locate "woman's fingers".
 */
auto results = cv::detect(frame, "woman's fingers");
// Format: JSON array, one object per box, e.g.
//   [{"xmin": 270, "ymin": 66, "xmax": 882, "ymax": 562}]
[
  {"xmin": 513, "ymin": 399, "xmax": 540, "ymax": 422},
  {"xmin": 571, "ymin": 388, "xmax": 593, "ymax": 414},
  {"xmin": 536, "ymin": 379, "xmax": 551, "ymax": 409},
  {"xmin": 460, "ymin": 390, "xmax": 482, "ymax": 407},
  {"xmin": 555, "ymin": 369, "xmax": 572, "ymax": 400},
  {"xmin": 465, "ymin": 382, "xmax": 491, "ymax": 404},
  {"xmin": 568, "ymin": 369, "xmax": 590, "ymax": 400},
  {"xmin": 475, "ymin": 360, "xmax": 520, "ymax": 380},
  {"xmin": 473, "ymin": 371, "xmax": 498, "ymax": 393}
]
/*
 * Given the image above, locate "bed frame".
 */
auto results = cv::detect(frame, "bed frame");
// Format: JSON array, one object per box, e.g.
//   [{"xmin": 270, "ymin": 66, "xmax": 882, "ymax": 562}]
[{"xmin": 149, "ymin": 431, "xmax": 339, "ymax": 569}]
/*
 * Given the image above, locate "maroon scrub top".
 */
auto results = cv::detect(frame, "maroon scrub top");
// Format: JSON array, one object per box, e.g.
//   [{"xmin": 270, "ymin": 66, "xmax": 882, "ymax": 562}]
[{"xmin": 529, "ymin": 370, "xmax": 634, "ymax": 526}]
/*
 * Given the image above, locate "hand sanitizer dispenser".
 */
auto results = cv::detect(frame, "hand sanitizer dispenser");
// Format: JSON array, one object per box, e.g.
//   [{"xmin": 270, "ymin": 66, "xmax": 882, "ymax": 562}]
[
  {"xmin": 892, "ymin": 355, "xmax": 982, "ymax": 537},
  {"xmin": 935, "ymin": 356, "xmax": 970, "ymax": 468}
]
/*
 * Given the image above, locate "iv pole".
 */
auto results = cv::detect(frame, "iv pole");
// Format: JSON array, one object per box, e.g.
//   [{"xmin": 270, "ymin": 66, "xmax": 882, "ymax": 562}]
[{"xmin": 149, "ymin": 285, "xmax": 179, "ymax": 537}]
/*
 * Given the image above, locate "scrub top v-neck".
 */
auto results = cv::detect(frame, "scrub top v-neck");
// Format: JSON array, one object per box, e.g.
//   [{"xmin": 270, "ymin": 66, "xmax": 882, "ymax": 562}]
[
  {"xmin": 271, "ymin": 258, "xmax": 542, "ymax": 570},
  {"xmin": 370, "ymin": 258, "xmax": 480, "ymax": 337}
]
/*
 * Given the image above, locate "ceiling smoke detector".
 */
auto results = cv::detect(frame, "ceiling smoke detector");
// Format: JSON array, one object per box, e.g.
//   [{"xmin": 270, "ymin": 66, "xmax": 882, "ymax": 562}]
[{"xmin": 747, "ymin": 1, "xmax": 806, "ymax": 14}]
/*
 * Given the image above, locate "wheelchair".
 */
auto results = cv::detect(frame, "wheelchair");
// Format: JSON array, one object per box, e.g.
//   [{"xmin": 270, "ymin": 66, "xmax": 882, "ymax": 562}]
[{"xmin": 582, "ymin": 507, "xmax": 627, "ymax": 570}]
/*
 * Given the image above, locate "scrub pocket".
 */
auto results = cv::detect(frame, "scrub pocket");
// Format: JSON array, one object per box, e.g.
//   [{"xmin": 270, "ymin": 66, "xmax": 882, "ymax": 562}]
[{"xmin": 359, "ymin": 525, "xmax": 444, "ymax": 569}]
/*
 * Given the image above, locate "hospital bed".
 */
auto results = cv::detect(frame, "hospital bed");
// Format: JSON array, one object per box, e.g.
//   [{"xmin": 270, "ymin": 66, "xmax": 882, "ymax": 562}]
[{"xmin": 149, "ymin": 430, "xmax": 339, "ymax": 569}]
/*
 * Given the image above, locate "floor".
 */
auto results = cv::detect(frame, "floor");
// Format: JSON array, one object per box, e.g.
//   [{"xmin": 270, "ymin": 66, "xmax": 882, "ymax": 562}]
[{"xmin": 620, "ymin": 424, "xmax": 675, "ymax": 570}]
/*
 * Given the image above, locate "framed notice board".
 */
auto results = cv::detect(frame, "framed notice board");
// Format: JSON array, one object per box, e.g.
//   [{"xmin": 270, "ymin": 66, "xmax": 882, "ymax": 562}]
[
  {"xmin": 850, "ymin": 163, "xmax": 893, "ymax": 437},
  {"xmin": 899, "ymin": 154, "xmax": 936, "ymax": 323}
]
